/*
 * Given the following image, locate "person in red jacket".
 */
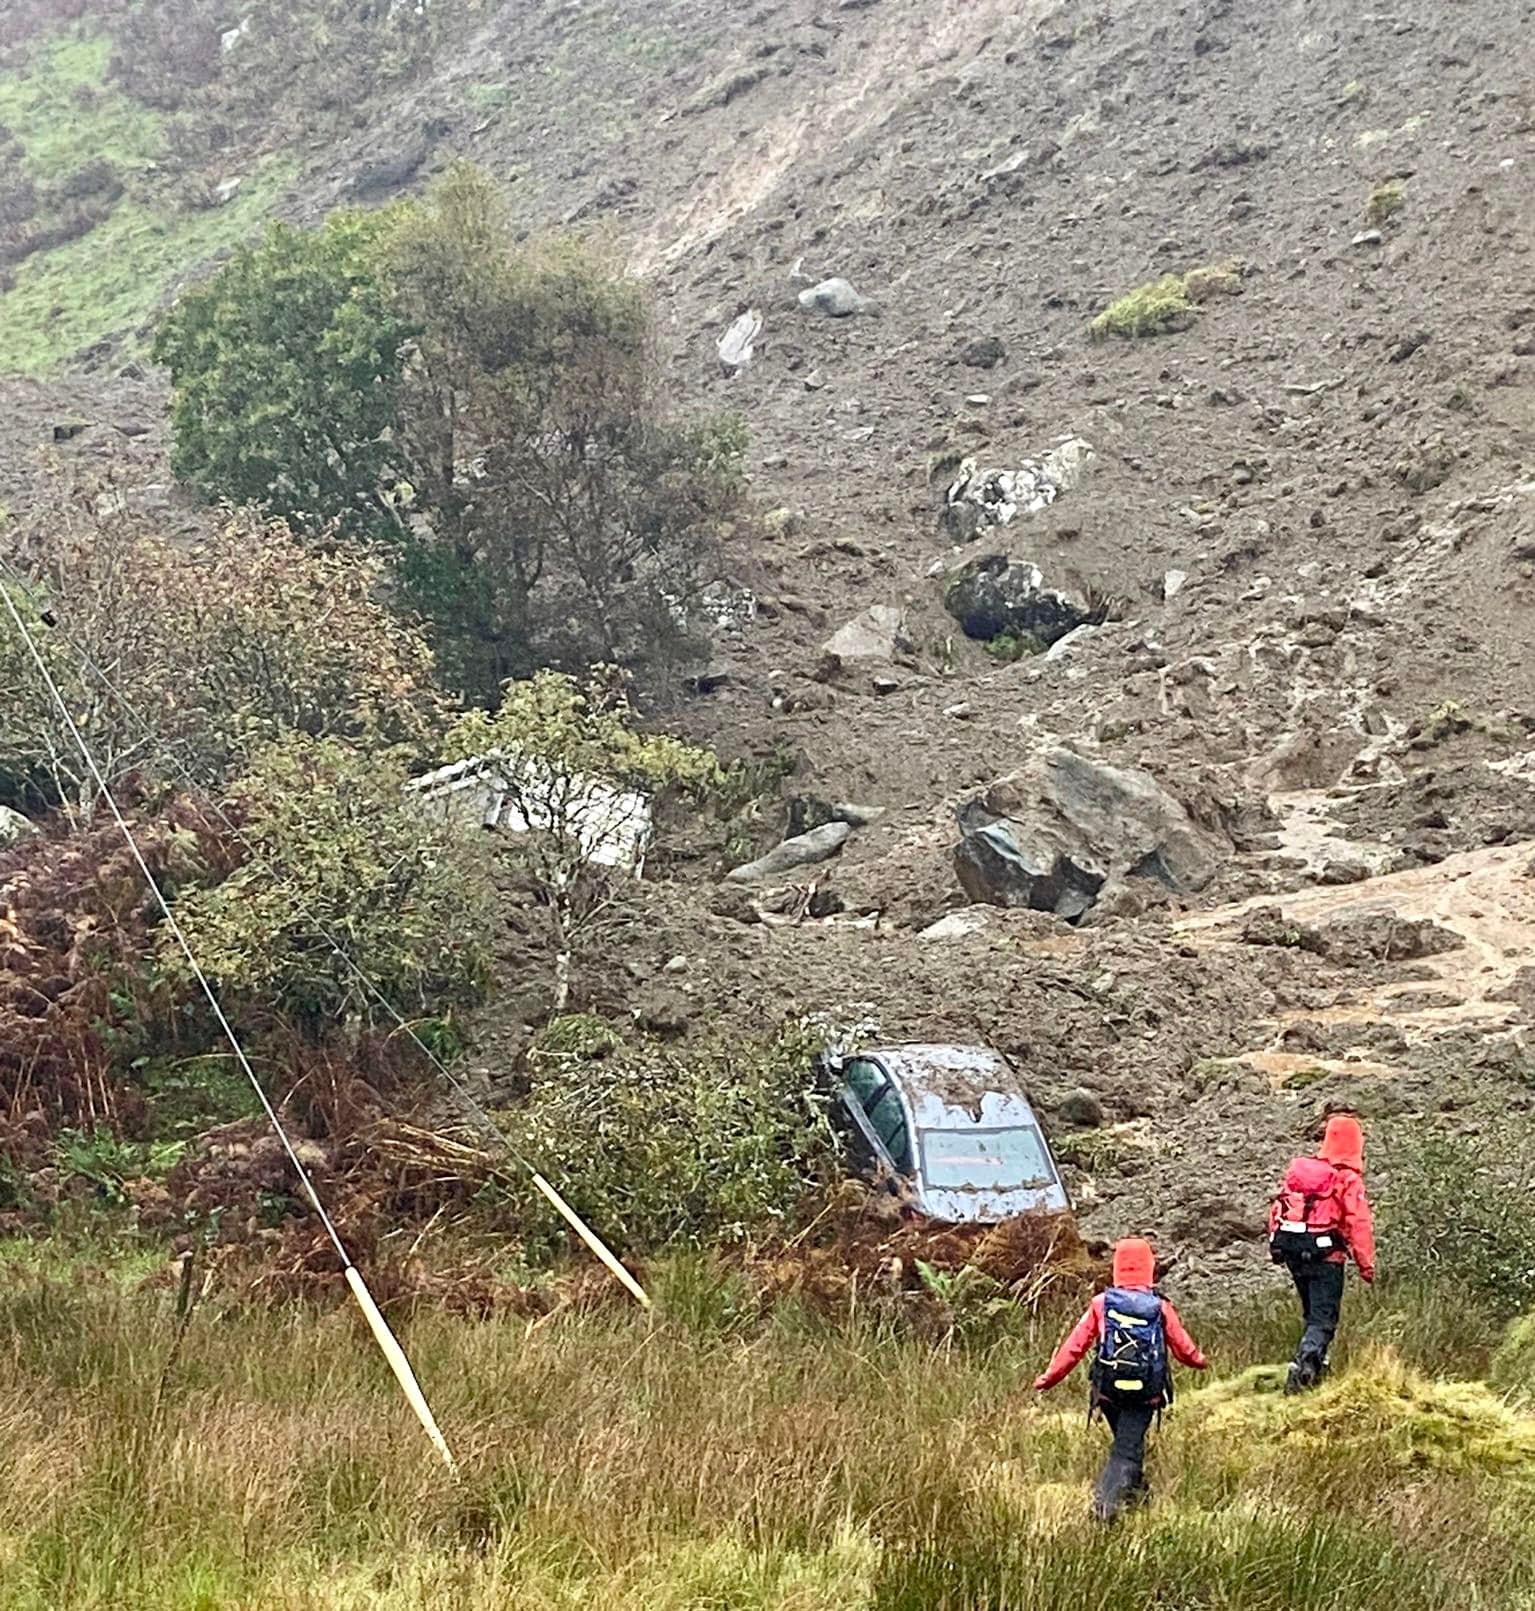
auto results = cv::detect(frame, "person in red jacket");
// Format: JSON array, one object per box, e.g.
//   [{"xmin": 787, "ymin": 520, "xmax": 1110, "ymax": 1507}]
[
  {"xmin": 1267, "ymin": 1112, "xmax": 1376, "ymax": 1394},
  {"xmin": 1033, "ymin": 1237, "xmax": 1207, "ymax": 1521}
]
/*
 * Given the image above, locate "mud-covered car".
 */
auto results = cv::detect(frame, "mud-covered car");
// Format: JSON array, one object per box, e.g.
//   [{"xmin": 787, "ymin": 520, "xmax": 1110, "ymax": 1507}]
[{"xmin": 820, "ymin": 1043, "xmax": 1071, "ymax": 1223}]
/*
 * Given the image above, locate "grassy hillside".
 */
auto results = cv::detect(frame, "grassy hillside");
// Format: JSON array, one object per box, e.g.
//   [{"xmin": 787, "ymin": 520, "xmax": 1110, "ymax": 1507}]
[
  {"xmin": 0, "ymin": 28, "xmax": 298, "ymax": 373},
  {"xmin": 2, "ymin": 1256, "xmax": 1531, "ymax": 1611}
]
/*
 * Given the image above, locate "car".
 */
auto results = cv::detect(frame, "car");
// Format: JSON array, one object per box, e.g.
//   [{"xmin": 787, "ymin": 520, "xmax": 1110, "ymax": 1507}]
[{"xmin": 820, "ymin": 1043, "xmax": 1071, "ymax": 1223}]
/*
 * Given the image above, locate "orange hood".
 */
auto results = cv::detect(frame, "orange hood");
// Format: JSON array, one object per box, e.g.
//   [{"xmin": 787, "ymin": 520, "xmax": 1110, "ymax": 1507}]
[
  {"xmin": 1111, "ymin": 1237, "xmax": 1156, "ymax": 1288},
  {"xmin": 1318, "ymin": 1114, "xmax": 1364, "ymax": 1172}
]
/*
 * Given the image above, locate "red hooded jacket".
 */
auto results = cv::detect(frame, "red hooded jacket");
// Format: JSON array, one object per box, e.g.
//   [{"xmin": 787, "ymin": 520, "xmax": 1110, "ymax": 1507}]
[
  {"xmin": 1267, "ymin": 1114, "xmax": 1376, "ymax": 1282},
  {"xmin": 1032, "ymin": 1237, "xmax": 1207, "ymax": 1393}
]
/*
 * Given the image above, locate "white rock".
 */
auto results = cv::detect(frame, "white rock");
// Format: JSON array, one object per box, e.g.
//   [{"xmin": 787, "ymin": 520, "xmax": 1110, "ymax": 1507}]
[{"xmin": 1163, "ymin": 568, "xmax": 1189, "ymax": 601}]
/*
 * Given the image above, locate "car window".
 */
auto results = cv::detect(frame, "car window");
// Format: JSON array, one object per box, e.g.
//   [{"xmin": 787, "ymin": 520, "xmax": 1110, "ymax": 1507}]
[
  {"xmin": 844, "ymin": 1059, "xmax": 913, "ymax": 1172},
  {"xmin": 920, "ymin": 1126, "xmax": 1056, "ymax": 1192}
]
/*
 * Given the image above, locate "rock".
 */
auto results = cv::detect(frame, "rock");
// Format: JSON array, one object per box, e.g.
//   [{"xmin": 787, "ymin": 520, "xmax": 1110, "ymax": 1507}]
[
  {"xmin": 1352, "ymin": 228, "xmax": 1384, "ymax": 247},
  {"xmin": 718, "ymin": 308, "xmax": 763, "ymax": 372},
  {"xmin": 871, "ymin": 674, "xmax": 902, "ymax": 696},
  {"xmin": 820, "ymin": 604, "xmax": 907, "ymax": 670},
  {"xmin": 1058, "ymin": 1088, "xmax": 1105, "ymax": 1128},
  {"xmin": 726, "ymin": 821, "xmax": 851, "ymax": 883},
  {"xmin": 212, "ymin": 176, "xmax": 243, "ymax": 205},
  {"xmin": 1043, "ymin": 623, "xmax": 1097, "ymax": 661},
  {"xmin": 762, "ymin": 506, "xmax": 800, "ymax": 538},
  {"xmin": 1316, "ymin": 856, "xmax": 1372, "ymax": 886},
  {"xmin": 943, "ymin": 555, "xmax": 1089, "ymax": 645},
  {"xmin": 943, "ymin": 439, "xmax": 1095, "ymax": 540},
  {"xmin": 960, "ymin": 336, "xmax": 1007, "ymax": 369},
  {"xmin": 51, "ymin": 419, "xmax": 89, "ymax": 441},
  {"xmin": 0, "ymin": 806, "xmax": 37, "ymax": 847},
  {"xmin": 634, "ymin": 988, "xmax": 691, "ymax": 1036},
  {"xmin": 1393, "ymin": 438, "xmax": 1458, "ymax": 495},
  {"xmin": 830, "ymin": 802, "xmax": 886, "ymax": 828},
  {"xmin": 1163, "ymin": 569, "xmax": 1188, "ymax": 601},
  {"xmin": 918, "ymin": 907, "xmax": 992, "ymax": 942},
  {"xmin": 798, "ymin": 277, "xmax": 873, "ymax": 318},
  {"xmin": 709, "ymin": 887, "xmax": 761, "ymax": 924},
  {"xmin": 953, "ymin": 749, "xmax": 1222, "ymax": 920},
  {"xmin": 807, "ymin": 887, "xmax": 845, "ymax": 918},
  {"xmin": 349, "ymin": 140, "xmax": 430, "ymax": 199}
]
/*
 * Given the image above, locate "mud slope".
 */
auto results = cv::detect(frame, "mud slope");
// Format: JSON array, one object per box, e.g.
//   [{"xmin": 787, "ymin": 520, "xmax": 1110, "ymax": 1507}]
[{"xmin": 4, "ymin": 0, "xmax": 1535, "ymax": 1285}]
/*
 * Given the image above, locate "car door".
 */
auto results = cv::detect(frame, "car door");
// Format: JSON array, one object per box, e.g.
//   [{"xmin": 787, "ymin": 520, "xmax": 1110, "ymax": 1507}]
[{"xmin": 840, "ymin": 1056, "xmax": 914, "ymax": 1179}]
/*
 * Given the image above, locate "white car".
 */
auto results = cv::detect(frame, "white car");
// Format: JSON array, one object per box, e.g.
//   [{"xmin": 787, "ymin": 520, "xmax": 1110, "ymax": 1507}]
[{"xmin": 822, "ymin": 1043, "xmax": 1072, "ymax": 1223}]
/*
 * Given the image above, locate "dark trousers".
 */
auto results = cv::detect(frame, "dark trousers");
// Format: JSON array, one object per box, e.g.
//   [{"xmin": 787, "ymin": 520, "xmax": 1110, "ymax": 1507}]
[
  {"xmin": 1290, "ymin": 1260, "xmax": 1346, "ymax": 1373},
  {"xmin": 1093, "ymin": 1401, "xmax": 1156, "ymax": 1520}
]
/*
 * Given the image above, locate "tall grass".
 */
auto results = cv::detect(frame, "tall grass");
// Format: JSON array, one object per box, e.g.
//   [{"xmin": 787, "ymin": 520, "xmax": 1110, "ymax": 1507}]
[{"xmin": 0, "ymin": 1258, "xmax": 1531, "ymax": 1610}]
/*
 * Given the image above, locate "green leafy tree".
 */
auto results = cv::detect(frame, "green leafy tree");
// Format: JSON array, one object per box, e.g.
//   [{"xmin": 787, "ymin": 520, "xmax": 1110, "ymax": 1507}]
[
  {"xmin": 442, "ymin": 668, "xmax": 721, "ymax": 1006},
  {"xmin": 151, "ymin": 212, "xmax": 414, "ymax": 537},
  {"xmin": 385, "ymin": 167, "xmax": 744, "ymax": 692},
  {"xmin": 165, "ymin": 735, "xmax": 493, "ymax": 1029}
]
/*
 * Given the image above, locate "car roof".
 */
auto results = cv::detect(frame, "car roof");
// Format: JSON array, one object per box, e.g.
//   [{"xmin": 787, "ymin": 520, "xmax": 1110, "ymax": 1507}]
[{"xmin": 859, "ymin": 1044, "xmax": 1036, "ymax": 1131}]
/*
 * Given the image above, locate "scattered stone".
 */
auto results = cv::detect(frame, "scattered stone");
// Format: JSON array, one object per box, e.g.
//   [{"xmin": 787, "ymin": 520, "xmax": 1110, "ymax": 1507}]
[
  {"xmin": 819, "ymin": 605, "xmax": 908, "ymax": 672},
  {"xmin": 830, "ymin": 802, "xmax": 886, "ymax": 828},
  {"xmin": 725, "ymin": 821, "xmax": 851, "ymax": 883},
  {"xmin": 1352, "ymin": 228, "xmax": 1384, "ymax": 248},
  {"xmin": 0, "ymin": 806, "xmax": 38, "ymax": 847},
  {"xmin": 943, "ymin": 555, "xmax": 1089, "ymax": 645},
  {"xmin": 1059, "ymin": 1088, "xmax": 1105, "ymax": 1128},
  {"xmin": 871, "ymin": 674, "xmax": 903, "ymax": 696},
  {"xmin": 709, "ymin": 887, "xmax": 762, "ymax": 925},
  {"xmin": 1388, "ymin": 329, "xmax": 1430, "ymax": 364},
  {"xmin": 960, "ymin": 335, "xmax": 1007, "ymax": 369},
  {"xmin": 718, "ymin": 308, "xmax": 763, "ymax": 371},
  {"xmin": 918, "ymin": 908, "xmax": 992, "ymax": 942},
  {"xmin": 1163, "ymin": 569, "xmax": 1188, "ymax": 601},
  {"xmin": 1393, "ymin": 438, "xmax": 1459, "ymax": 495},
  {"xmin": 633, "ymin": 988, "xmax": 692, "ymax": 1036},
  {"xmin": 1316, "ymin": 856, "xmax": 1371, "ymax": 885},
  {"xmin": 943, "ymin": 439, "xmax": 1095, "ymax": 540},
  {"xmin": 1241, "ymin": 906, "xmax": 1328, "ymax": 953},
  {"xmin": 798, "ymin": 277, "xmax": 874, "ymax": 318},
  {"xmin": 212, "ymin": 176, "xmax": 243, "ymax": 206},
  {"xmin": 51, "ymin": 419, "xmax": 89, "ymax": 441}
]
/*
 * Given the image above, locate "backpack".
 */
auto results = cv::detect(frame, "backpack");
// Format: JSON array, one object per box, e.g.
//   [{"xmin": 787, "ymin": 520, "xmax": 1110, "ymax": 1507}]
[
  {"xmin": 1269, "ymin": 1155, "xmax": 1346, "ymax": 1265},
  {"xmin": 1090, "ymin": 1287, "xmax": 1170, "ymax": 1410}
]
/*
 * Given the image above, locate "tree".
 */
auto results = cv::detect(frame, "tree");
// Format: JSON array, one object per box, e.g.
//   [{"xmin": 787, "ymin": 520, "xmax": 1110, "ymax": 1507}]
[
  {"xmin": 152, "ymin": 165, "xmax": 746, "ymax": 701},
  {"xmin": 0, "ymin": 504, "xmax": 444, "ymax": 818},
  {"xmin": 151, "ymin": 211, "xmax": 414, "ymax": 538},
  {"xmin": 386, "ymin": 167, "xmax": 745, "ymax": 694},
  {"xmin": 165, "ymin": 735, "xmax": 494, "ymax": 1029},
  {"xmin": 441, "ymin": 668, "xmax": 721, "ymax": 1007}
]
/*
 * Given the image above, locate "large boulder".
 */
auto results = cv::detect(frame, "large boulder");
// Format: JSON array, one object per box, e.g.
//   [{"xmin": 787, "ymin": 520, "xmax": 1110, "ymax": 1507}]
[
  {"xmin": 820, "ymin": 604, "xmax": 907, "ymax": 670},
  {"xmin": 726, "ymin": 821, "xmax": 851, "ymax": 883},
  {"xmin": 953, "ymin": 749, "xmax": 1223, "ymax": 920},
  {"xmin": 943, "ymin": 556, "xmax": 1089, "ymax": 646},
  {"xmin": 942, "ymin": 440, "xmax": 1094, "ymax": 541},
  {"xmin": 797, "ymin": 277, "xmax": 874, "ymax": 318}
]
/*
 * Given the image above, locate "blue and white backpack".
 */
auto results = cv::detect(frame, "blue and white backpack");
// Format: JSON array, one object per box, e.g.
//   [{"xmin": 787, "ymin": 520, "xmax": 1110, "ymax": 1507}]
[{"xmin": 1090, "ymin": 1287, "xmax": 1170, "ymax": 1409}]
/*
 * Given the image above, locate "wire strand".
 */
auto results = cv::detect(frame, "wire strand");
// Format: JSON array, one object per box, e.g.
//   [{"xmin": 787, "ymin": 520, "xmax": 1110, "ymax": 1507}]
[{"xmin": 0, "ymin": 575, "xmax": 348, "ymax": 1263}]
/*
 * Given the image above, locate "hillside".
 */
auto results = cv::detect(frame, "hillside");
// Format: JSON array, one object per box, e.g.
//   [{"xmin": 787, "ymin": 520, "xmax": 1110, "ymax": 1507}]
[{"xmin": 4, "ymin": 0, "xmax": 1534, "ymax": 1288}]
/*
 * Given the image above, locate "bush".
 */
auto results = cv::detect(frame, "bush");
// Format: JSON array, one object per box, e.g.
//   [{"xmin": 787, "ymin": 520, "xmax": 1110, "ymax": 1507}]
[
  {"xmin": 1, "ymin": 509, "xmax": 444, "ymax": 814},
  {"xmin": 1089, "ymin": 260, "xmax": 1244, "ymax": 340},
  {"xmin": 1377, "ymin": 1130, "xmax": 1535, "ymax": 1316},
  {"xmin": 164, "ymin": 736, "xmax": 494, "ymax": 1029},
  {"xmin": 1366, "ymin": 179, "xmax": 1405, "ymax": 227},
  {"xmin": 500, "ymin": 1029, "xmax": 842, "ymax": 1256}
]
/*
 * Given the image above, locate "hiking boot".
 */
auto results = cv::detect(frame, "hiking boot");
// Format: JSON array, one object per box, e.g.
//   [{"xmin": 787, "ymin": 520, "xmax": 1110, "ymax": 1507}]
[{"xmin": 1284, "ymin": 1361, "xmax": 1316, "ymax": 1396}]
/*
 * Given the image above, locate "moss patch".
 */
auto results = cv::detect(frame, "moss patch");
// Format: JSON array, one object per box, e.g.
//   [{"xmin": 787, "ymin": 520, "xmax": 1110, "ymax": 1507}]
[
  {"xmin": 1090, "ymin": 260, "xmax": 1245, "ymax": 341},
  {"xmin": 1193, "ymin": 1349, "xmax": 1535, "ymax": 1481}
]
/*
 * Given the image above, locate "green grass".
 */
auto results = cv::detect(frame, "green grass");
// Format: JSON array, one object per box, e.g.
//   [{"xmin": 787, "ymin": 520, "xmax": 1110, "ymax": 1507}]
[
  {"xmin": 0, "ymin": 1258, "xmax": 1530, "ymax": 1609},
  {"xmin": 0, "ymin": 32, "xmax": 161, "ymax": 180},
  {"xmin": 1089, "ymin": 261, "xmax": 1244, "ymax": 341},
  {"xmin": 0, "ymin": 157, "xmax": 297, "ymax": 374}
]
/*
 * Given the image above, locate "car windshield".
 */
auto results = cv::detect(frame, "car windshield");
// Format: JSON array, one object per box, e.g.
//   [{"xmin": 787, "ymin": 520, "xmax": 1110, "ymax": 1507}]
[{"xmin": 919, "ymin": 1126, "xmax": 1055, "ymax": 1192}]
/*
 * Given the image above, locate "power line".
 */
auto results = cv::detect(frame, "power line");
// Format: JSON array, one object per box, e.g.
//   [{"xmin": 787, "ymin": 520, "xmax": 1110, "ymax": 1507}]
[
  {"xmin": 0, "ymin": 576, "xmax": 458, "ymax": 1468},
  {"xmin": 0, "ymin": 553, "xmax": 651, "ymax": 1309}
]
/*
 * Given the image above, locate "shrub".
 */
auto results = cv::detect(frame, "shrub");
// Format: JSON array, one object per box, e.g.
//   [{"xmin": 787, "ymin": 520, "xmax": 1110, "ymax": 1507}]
[
  {"xmin": 1366, "ymin": 179, "xmax": 1405, "ymax": 227},
  {"xmin": 1089, "ymin": 260, "xmax": 1244, "ymax": 340},
  {"xmin": 1377, "ymin": 1130, "xmax": 1535, "ymax": 1316},
  {"xmin": 164, "ymin": 736, "xmax": 495, "ymax": 1029},
  {"xmin": 2, "ymin": 510, "xmax": 445, "ymax": 814},
  {"xmin": 500, "ymin": 1029, "xmax": 841, "ymax": 1256}
]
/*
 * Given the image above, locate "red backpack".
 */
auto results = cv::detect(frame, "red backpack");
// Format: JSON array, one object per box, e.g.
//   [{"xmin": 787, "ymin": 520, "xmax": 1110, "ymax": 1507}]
[{"xmin": 1269, "ymin": 1155, "xmax": 1347, "ymax": 1265}]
